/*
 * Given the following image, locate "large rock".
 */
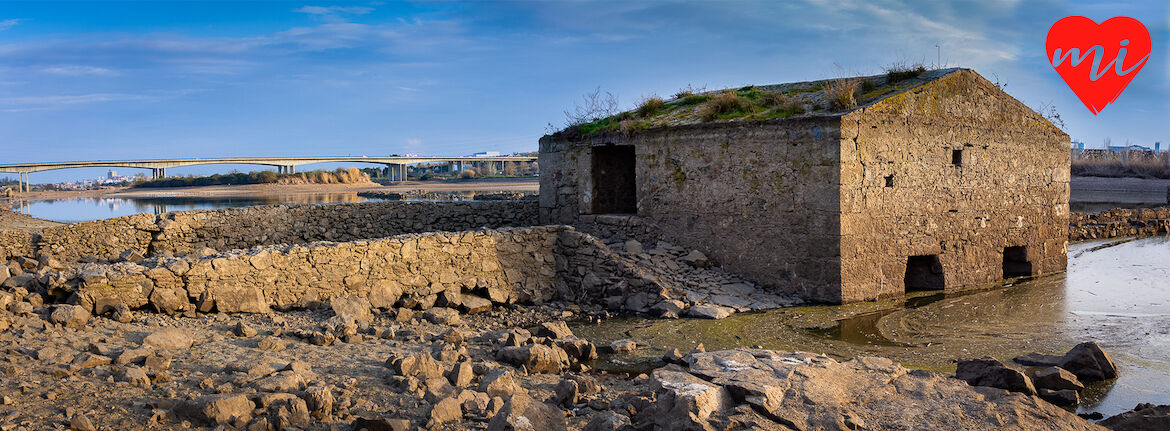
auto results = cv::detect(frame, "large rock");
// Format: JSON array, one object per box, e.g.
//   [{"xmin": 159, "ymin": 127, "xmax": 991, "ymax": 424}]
[
  {"xmin": 1033, "ymin": 366, "xmax": 1085, "ymax": 391},
  {"xmin": 681, "ymin": 349, "xmax": 1100, "ymax": 431},
  {"xmin": 142, "ymin": 328, "xmax": 194, "ymax": 350},
  {"xmin": 385, "ymin": 352, "xmax": 445, "ymax": 380},
  {"xmin": 1038, "ymin": 388, "xmax": 1079, "ymax": 407},
  {"xmin": 331, "ymin": 295, "xmax": 373, "ymax": 325},
  {"xmin": 49, "ymin": 305, "xmax": 91, "ymax": 328},
  {"xmin": 486, "ymin": 393, "xmax": 566, "ymax": 431},
  {"xmin": 213, "ymin": 287, "xmax": 270, "ymax": 313},
  {"xmin": 479, "ymin": 369, "xmax": 527, "ymax": 399},
  {"xmin": 496, "ymin": 344, "xmax": 570, "ymax": 374},
  {"xmin": 1058, "ymin": 342, "xmax": 1118, "ymax": 381},
  {"xmin": 651, "ymin": 366, "xmax": 733, "ymax": 430},
  {"xmin": 685, "ymin": 304, "xmax": 734, "ymax": 320},
  {"xmin": 176, "ymin": 394, "xmax": 255, "ymax": 425},
  {"xmin": 1099, "ymin": 404, "xmax": 1170, "ymax": 431},
  {"xmin": 955, "ymin": 358, "xmax": 1036, "ymax": 395}
]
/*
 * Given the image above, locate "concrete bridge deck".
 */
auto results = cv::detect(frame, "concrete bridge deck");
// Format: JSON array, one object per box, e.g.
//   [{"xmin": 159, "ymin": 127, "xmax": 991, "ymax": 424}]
[{"xmin": 0, "ymin": 156, "xmax": 537, "ymax": 192}]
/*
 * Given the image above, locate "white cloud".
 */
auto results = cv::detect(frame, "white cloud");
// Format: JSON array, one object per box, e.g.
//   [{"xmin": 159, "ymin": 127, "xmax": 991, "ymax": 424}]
[
  {"xmin": 42, "ymin": 65, "xmax": 119, "ymax": 76},
  {"xmin": 0, "ymin": 19, "xmax": 19, "ymax": 31},
  {"xmin": 294, "ymin": 6, "xmax": 374, "ymax": 16}
]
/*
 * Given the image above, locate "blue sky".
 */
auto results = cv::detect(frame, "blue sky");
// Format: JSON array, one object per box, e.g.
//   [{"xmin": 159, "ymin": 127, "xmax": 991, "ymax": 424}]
[{"xmin": 1, "ymin": 0, "xmax": 1167, "ymax": 183}]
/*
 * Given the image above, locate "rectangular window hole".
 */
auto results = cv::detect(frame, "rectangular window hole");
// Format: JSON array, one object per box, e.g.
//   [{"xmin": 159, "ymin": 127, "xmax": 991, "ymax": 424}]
[
  {"xmin": 884, "ymin": 175, "xmax": 894, "ymax": 187},
  {"xmin": 1002, "ymin": 246, "xmax": 1033, "ymax": 278},
  {"xmin": 951, "ymin": 149, "xmax": 963, "ymax": 167}
]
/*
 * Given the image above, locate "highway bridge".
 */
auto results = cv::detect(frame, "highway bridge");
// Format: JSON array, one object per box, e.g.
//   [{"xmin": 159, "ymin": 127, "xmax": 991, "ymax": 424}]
[{"xmin": 0, "ymin": 156, "xmax": 537, "ymax": 192}]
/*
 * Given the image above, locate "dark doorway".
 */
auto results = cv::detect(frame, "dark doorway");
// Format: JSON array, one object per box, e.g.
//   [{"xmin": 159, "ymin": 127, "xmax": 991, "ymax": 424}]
[
  {"xmin": 591, "ymin": 144, "xmax": 637, "ymax": 214},
  {"xmin": 1002, "ymin": 246, "xmax": 1033, "ymax": 278},
  {"xmin": 904, "ymin": 255, "xmax": 945, "ymax": 291}
]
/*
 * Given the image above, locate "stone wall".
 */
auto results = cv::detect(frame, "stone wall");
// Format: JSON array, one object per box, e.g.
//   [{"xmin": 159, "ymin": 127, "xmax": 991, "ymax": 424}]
[
  {"xmin": 837, "ymin": 69, "xmax": 1070, "ymax": 302},
  {"xmin": 1069, "ymin": 207, "xmax": 1170, "ymax": 241},
  {"xmin": 540, "ymin": 117, "xmax": 844, "ymax": 301},
  {"xmin": 2, "ymin": 201, "xmax": 537, "ymax": 263},
  {"xmin": 62, "ymin": 226, "xmax": 674, "ymax": 315},
  {"xmin": 0, "ymin": 229, "xmax": 36, "ymax": 261},
  {"xmin": 540, "ymin": 69, "xmax": 1071, "ymax": 304}
]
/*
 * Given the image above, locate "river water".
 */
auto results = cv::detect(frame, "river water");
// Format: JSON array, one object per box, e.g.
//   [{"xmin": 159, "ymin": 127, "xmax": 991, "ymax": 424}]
[{"xmin": 574, "ymin": 236, "xmax": 1170, "ymax": 418}]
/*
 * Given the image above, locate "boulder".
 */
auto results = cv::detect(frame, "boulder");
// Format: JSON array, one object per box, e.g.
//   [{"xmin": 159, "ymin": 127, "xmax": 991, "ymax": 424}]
[
  {"xmin": 330, "ymin": 295, "xmax": 373, "ymax": 325},
  {"xmin": 535, "ymin": 321, "xmax": 574, "ymax": 339},
  {"xmin": 1033, "ymin": 367, "xmax": 1084, "ymax": 391},
  {"xmin": 143, "ymin": 328, "xmax": 194, "ymax": 350},
  {"xmin": 49, "ymin": 305, "xmax": 91, "ymax": 328},
  {"xmin": 302, "ymin": 385, "xmax": 335, "ymax": 420},
  {"xmin": 386, "ymin": 352, "xmax": 445, "ymax": 380},
  {"xmin": 233, "ymin": 321, "xmax": 257, "ymax": 337},
  {"xmin": 460, "ymin": 294, "xmax": 493, "ymax": 314},
  {"xmin": 1057, "ymin": 342, "xmax": 1118, "ymax": 381},
  {"xmin": 608, "ymin": 339, "xmax": 637, "ymax": 353},
  {"xmin": 554, "ymin": 336, "xmax": 598, "ymax": 362},
  {"xmin": 1099, "ymin": 404, "xmax": 1170, "ymax": 431},
  {"xmin": 651, "ymin": 366, "xmax": 733, "ymax": 430},
  {"xmin": 429, "ymin": 397, "xmax": 463, "ymax": 425},
  {"xmin": 213, "ymin": 287, "xmax": 270, "ymax": 313},
  {"xmin": 1013, "ymin": 352, "xmax": 1062, "ymax": 367},
  {"xmin": 583, "ymin": 411, "xmax": 631, "ymax": 431},
  {"xmin": 624, "ymin": 239, "xmax": 643, "ymax": 254},
  {"xmin": 955, "ymin": 358, "xmax": 1036, "ymax": 395},
  {"xmin": 496, "ymin": 344, "xmax": 570, "ymax": 374},
  {"xmin": 351, "ymin": 417, "xmax": 412, "ymax": 431},
  {"xmin": 423, "ymin": 307, "xmax": 461, "ymax": 325},
  {"xmin": 479, "ymin": 369, "xmax": 527, "ymax": 399},
  {"xmin": 682, "ymin": 250, "xmax": 710, "ymax": 268},
  {"xmin": 149, "ymin": 288, "xmax": 190, "ymax": 314},
  {"xmin": 176, "ymin": 394, "xmax": 255, "ymax": 425},
  {"xmin": 651, "ymin": 300, "xmax": 685, "ymax": 319},
  {"xmin": 685, "ymin": 304, "xmax": 734, "ymax": 320},
  {"xmin": 486, "ymin": 393, "xmax": 567, "ymax": 431},
  {"xmin": 1038, "ymin": 388, "xmax": 1079, "ymax": 407}
]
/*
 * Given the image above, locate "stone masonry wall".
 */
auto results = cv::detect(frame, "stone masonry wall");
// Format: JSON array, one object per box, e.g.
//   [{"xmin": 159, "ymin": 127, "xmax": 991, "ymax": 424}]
[
  {"xmin": 62, "ymin": 226, "xmax": 674, "ymax": 315},
  {"xmin": 3, "ymin": 201, "xmax": 537, "ymax": 263},
  {"xmin": 1069, "ymin": 207, "xmax": 1170, "ymax": 241},
  {"xmin": 541, "ymin": 118, "xmax": 845, "ymax": 302},
  {"xmin": 838, "ymin": 70, "xmax": 1070, "ymax": 302}
]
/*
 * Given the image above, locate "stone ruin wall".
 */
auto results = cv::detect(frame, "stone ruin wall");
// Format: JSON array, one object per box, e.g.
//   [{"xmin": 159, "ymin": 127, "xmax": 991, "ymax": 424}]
[
  {"xmin": 838, "ymin": 70, "xmax": 1070, "ymax": 302},
  {"xmin": 1, "ymin": 201, "xmax": 539, "ymax": 263},
  {"xmin": 540, "ymin": 118, "xmax": 845, "ymax": 302},
  {"xmin": 1068, "ymin": 207, "xmax": 1170, "ymax": 241},
  {"xmin": 60, "ymin": 226, "xmax": 676, "ymax": 315}
]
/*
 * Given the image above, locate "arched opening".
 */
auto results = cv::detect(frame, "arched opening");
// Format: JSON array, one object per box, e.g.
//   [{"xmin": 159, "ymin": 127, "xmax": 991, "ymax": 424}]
[{"xmin": 904, "ymin": 254, "xmax": 945, "ymax": 291}]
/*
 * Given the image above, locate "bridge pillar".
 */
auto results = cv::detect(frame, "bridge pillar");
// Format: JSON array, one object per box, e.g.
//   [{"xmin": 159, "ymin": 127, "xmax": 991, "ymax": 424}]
[
  {"xmin": 400, "ymin": 164, "xmax": 406, "ymax": 182},
  {"xmin": 289, "ymin": 165, "xmax": 295, "ymax": 174}
]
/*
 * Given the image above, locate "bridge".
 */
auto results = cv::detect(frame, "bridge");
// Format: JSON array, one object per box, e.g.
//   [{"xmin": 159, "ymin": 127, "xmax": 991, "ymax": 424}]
[{"xmin": 0, "ymin": 156, "xmax": 537, "ymax": 192}]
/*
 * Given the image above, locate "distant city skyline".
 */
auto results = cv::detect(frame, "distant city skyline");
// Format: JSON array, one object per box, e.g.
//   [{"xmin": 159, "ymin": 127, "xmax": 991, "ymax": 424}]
[{"xmin": 1, "ymin": 1, "xmax": 1167, "ymax": 183}]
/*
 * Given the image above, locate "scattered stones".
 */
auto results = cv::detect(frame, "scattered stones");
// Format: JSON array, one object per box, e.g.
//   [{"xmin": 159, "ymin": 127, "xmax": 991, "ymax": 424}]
[
  {"xmin": 583, "ymin": 411, "xmax": 631, "ymax": 431},
  {"xmin": 351, "ymin": 417, "xmax": 412, "ymax": 431},
  {"xmin": 1057, "ymin": 342, "xmax": 1118, "ymax": 381},
  {"xmin": 118, "ymin": 366, "xmax": 151, "ymax": 387},
  {"xmin": 256, "ymin": 336, "xmax": 286, "ymax": 351},
  {"xmin": 423, "ymin": 307, "xmax": 461, "ymax": 325}
]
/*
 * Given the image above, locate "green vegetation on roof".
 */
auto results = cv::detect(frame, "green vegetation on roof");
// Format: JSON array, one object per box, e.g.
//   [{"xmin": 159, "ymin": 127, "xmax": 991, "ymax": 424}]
[{"xmin": 564, "ymin": 65, "xmax": 949, "ymax": 136}]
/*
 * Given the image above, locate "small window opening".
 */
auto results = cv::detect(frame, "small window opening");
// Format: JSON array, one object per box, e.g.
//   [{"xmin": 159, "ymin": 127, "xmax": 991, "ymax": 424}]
[
  {"xmin": 951, "ymin": 149, "xmax": 963, "ymax": 167},
  {"xmin": 884, "ymin": 175, "xmax": 894, "ymax": 187},
  {"xmin": 590, "ymin": 144, "xmax": 637, "ymax": 214},
  {"xmin": 904, "ymin": 255, "xmax": 945, "ymax": 291},
  {"xmin": 1002, "ymin": 246, "xmax": 1033, "ymax": 278}
]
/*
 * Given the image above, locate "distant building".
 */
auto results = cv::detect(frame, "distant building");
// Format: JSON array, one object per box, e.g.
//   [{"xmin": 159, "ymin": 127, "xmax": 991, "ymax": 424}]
[
  {"xmin": 1071, "ymin": 141, "xmax": 1085, "ymax": 151},
  {"xmin": 108, "ymin": 170, "xmax": 117, "ymax": 179},
  {"xmin": 471, "ymin": 151, "xmax": 501, "ymax": 157}
]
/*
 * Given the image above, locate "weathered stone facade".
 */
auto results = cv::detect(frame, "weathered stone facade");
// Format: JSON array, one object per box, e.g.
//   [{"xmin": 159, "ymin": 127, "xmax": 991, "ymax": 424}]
[
  {"xmin": 1068, "ymin": 207, "xmax": 1170, "ymax": 241},
  {"xmin": 2, "ymin": 201, "xmax": 538, "ymax": 263},
  {"xmin": 540, "ymin": 69, "xmax": 1070, "ymax": 303},
  {"xmin": 58, "ymin": 226, "xmax": 678, "ymax": 315}
]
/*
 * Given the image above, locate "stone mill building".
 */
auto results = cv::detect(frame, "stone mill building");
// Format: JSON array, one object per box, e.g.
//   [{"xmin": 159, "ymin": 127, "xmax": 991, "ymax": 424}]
[{"xmin": 539, "ymin": 68, "xmax": 1070, "ymax": 304}]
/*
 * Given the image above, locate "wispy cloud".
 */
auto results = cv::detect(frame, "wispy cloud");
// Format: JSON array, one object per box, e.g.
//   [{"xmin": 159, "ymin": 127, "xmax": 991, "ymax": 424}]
[
  {"xmin": 294, "ymin": 5, "xmax": 374, "ymax": 17},
  {"xmin": 0, "ymin": 19, "xmax": 19, "ymax": 31},
  {"xmin": 0, "ymin": 89, "xmax": 200, "ymax": 111},
  {"xmin": 42, "ymin": 65, "xmax": 119, "ymax": 76}
]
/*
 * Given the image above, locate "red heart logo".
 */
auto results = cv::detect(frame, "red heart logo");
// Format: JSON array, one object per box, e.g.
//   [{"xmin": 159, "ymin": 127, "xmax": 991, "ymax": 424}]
[{"xmin": 1046, "ymin": 16, "xmax": 1151, "ymax": 115}]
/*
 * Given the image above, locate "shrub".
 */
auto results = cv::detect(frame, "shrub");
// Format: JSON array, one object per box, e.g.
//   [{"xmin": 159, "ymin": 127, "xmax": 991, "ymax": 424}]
[
  {"xmin": 459, "ymin": 169, "xmax": 478, "ymax": 179},
  {"xmin": 700, "ymin": 90, "xmax": 749, "ymax": 121},
  {"xmin": 636, "ymin": 96, "xmax": 666, "ymax": 117},
  {"xmin": 885, "ymin": 62, "xmax": 927, "ymax": 83},
  {"xmin": 1071, "ymin": 150, "xmax": 1169, "ymax": 179},
  {"xmin": 826, "ymin": 78, "xmax": 860, "ymax": 110}
]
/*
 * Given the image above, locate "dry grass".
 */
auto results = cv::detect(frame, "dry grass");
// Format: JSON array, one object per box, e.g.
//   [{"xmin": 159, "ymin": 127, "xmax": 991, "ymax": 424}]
[
  {"xmin": 826, "ymin": 78, "xmax": 860, "ymax": 110},
  {"xmin": 277, "ymin": 168, "xmax": 372, "ymax": 185},
  {"xmin": 700, "ymin": 90, "xmax": 750, "ymax": 121},
  {"xmin": 1072, "ymin": 151, "xmax": 1170, "ymax": 179},
  {"xmin": 884, "ymin": 62, "xmax": 927, "ymax": 83},
  {"xmin": 636, "ymin": 95, "xmax": 666, "ymax": 117}
]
